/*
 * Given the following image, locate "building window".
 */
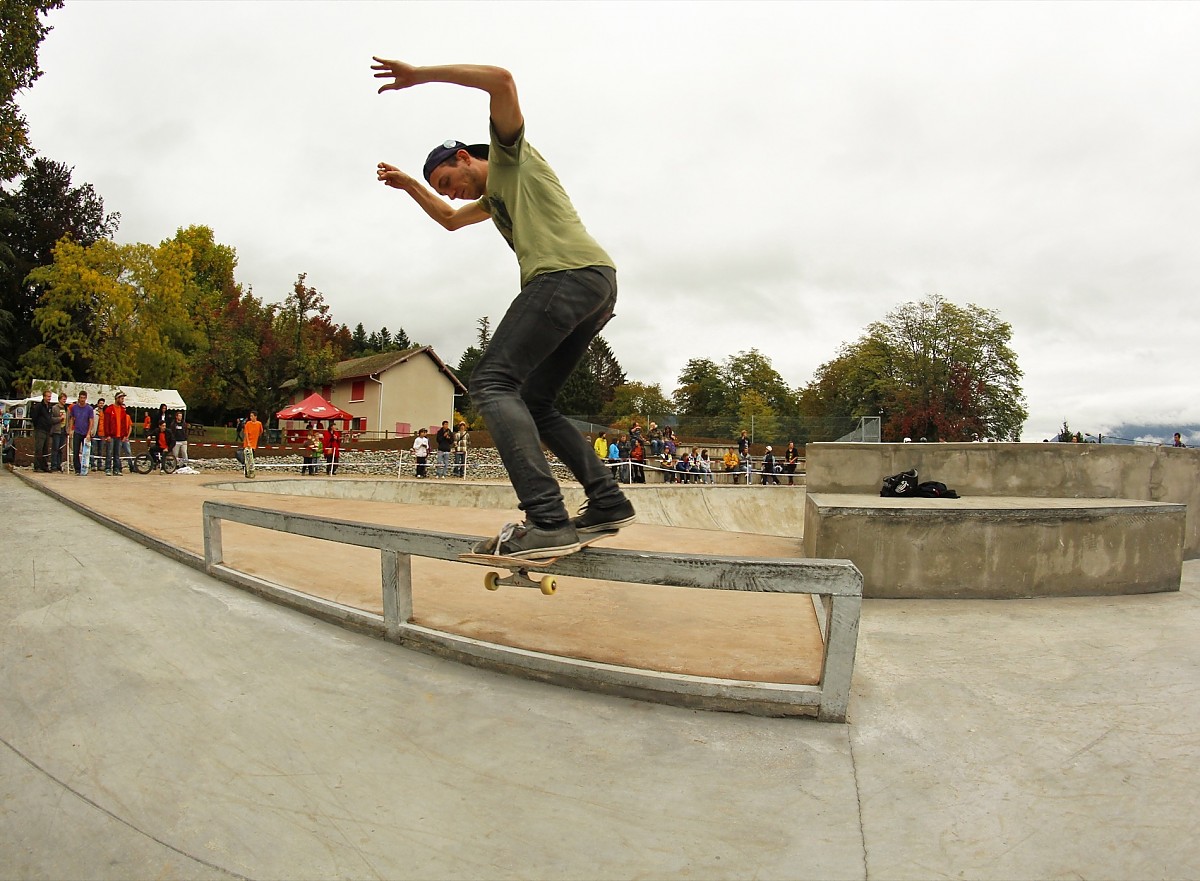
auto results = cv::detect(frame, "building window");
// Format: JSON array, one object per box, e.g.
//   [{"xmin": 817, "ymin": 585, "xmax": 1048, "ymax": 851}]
[
  {"xmin": 350, "ymin": 380, "xmax": 366, "ymax": 402},
  {"xmin": 322, "ymin": 385, "xmax": 332, "ymax": 400}
]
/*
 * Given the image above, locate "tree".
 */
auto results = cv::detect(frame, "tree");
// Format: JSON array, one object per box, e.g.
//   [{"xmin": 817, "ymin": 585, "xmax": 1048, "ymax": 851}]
[
  {"xmin": 279, "ymin": 272, "xmax": 336, "ymax": 396},
  {"xmin": 0, "ymin": 0, "xmax": 63, "ymax": 181},
  {"xmin": 672, "ymin": 358, "xmax": 728, "ymax": 436},
  {"xmin": 799, "ymin": 294, "xmax": 1027, "ymax": 442},
  {"xmin": 603, "ymin": 381, "xmax": 672, "ymax": 428},
  {"xmin": 737, "ymin": 389, "xmax": 780, "ymax": 444},
  {"xmin": 558, "ymin": 335, "xmax": 625, "ymax": 418},
  {"xmin": 454, "ymin": 316, "xmax": 491, "ymax": 419},
  {"xmin": 18, "ymin": 236, "xmax": 194, "ymax": 388},
  {"xmin": 0, "ymin": 157, "xmax": 119, "ymax": 383}
]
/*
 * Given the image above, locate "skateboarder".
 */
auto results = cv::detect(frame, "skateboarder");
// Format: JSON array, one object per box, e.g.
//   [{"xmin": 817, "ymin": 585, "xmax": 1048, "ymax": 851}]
[{"xmin": 372, "ymin": 58, "xmax": 635, "ymax": 560}]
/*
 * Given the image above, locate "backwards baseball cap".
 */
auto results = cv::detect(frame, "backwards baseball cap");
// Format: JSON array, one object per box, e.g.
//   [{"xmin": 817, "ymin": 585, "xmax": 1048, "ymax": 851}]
[{"xmin": 422, "ymin": 139, "xmax": 489, "ymax": 183}]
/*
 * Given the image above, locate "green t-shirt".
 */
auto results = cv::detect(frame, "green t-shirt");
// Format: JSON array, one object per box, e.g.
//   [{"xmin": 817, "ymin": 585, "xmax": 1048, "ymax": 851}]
[{"xmin": 478, "ymin": 123, "xmax": 614, "ymax": 288}]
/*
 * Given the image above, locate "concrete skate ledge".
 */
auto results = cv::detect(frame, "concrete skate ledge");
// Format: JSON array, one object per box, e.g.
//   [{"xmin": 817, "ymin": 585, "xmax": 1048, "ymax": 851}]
[
  {"xmin": 805, "ymin": 492, "xmax": 1185, "ymax": 598},
  {"xmin": 202, "ymin": 499, "xmax": 862, "ymax": 721}
]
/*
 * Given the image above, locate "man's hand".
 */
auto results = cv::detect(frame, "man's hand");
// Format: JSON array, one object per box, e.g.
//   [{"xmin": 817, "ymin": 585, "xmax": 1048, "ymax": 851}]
[
  {"xmin": 372, "ymin": 57, "xmax": 420, "ymax": 93},
  {"xmin": 377, "ymin": 161, "xmax": 415, "ymax": 191}
]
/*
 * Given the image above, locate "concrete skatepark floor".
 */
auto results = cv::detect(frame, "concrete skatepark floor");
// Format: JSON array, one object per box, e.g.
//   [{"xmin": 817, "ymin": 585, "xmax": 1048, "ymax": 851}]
[{"xmin": 3, "ymin": 468, "xmax": 1199, "ymax": 879}]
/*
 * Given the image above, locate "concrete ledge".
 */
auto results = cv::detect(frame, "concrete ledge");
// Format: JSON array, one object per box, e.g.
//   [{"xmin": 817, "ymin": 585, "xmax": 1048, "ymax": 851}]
[
  {"xmin": 804, "ymin": 493, "xmax": 1185, "ymax": 598},
  {"xmin": 806, "ymin": 442, "xmax": 1200, "ymax": 557}
]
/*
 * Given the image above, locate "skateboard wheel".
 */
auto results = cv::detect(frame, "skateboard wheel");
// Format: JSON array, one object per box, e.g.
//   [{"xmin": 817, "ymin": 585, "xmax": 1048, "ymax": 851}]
[
  {"xmin": 484, "ymin": 571, "xmax": 501, "ymax": 591},
  {"xmin": 539, "ymin": 575, "xmax": 557, "ymax": 596}
]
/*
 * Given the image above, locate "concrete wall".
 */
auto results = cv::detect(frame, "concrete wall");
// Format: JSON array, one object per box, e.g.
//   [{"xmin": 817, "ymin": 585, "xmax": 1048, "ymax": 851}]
[
  {"xmin": 222, "ymin": 479, "xmax": 808, "ymax": 542},
  {"xmin": 806, "ymin": 442, "xmax": 1200, "ymax": 558},
  {"xmin": 805, "ymin": 493, "xmax": 1185, "ymax": 598}
]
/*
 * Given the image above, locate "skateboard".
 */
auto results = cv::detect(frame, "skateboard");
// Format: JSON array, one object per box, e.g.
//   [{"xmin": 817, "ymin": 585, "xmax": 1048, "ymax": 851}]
[{"xmin": 459, "ymin": 531, "xmax": 615, "ymax": 595}]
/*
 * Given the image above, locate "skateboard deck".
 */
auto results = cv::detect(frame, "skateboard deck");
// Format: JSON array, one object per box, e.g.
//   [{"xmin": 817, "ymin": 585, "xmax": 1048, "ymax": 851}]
[{"xmin": 459, "ymin": 531, "xmax": 615, "ymax": 595}]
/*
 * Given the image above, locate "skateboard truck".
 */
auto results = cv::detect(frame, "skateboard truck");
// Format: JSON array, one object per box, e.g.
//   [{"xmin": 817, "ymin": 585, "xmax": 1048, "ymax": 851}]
[{"xmin": 459, "ymin": 531, "xmax": 616, "ymax": 595}]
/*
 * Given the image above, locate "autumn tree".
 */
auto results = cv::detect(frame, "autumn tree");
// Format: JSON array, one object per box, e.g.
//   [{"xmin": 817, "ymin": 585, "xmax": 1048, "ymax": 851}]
[
  {"xmin": 278, "ymin": 272, "xmax": 337, "ymax": 397},
  {"xmin": 18, "ymin": 236, "xmax": 194, "ymax": 387},
  {"xmin": 799, "ymin": 294, "xmax": 1027, "ymax": 442}
]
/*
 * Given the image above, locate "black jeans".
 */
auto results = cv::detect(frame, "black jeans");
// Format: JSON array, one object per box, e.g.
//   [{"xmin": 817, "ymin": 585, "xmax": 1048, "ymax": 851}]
[{"xmin": 471, "ymin": 266, "xmax": 627, "ymax": 527}]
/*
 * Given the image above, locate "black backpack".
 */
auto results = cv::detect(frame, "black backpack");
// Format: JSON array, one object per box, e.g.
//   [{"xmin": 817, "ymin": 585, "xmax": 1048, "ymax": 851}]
[
  {"xmin": 916, "ymin": 480, "xmax": 959, "ymax": 499},
  {"xmin": 880, "ymin": 469, "xmax": 918, "ymax": 497}
]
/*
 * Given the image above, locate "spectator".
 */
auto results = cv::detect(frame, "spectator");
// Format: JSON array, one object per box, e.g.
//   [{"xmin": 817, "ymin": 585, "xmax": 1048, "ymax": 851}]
[
  {"xmin": 616, "ymin": 433, "xmax": 632, "ymax": 484},
  {"xmin": 648, "ymin": 422, "xmax": 662, "ymax": 456},
  {"xmin": 607, "ymin": 435, "xmax": 621, "ymax": 480},
  {"xmin": 242, "ymin": 411, "xmax": 263, "ymax": 478},
  {"xmin": 1174, "ymin": 432, "xmax": 1185, "ymax": 448},
  {"xmin": 723, "ymin": 448, "xmax": 740, "ymax": 484},
  {"xmin": 151, "ymin": 403, "xmax": 169, "ymax": 437},
  {"xmin": 31, "ymin": 389, "xmax": 53, "ymax": 472},
  {"xmin": 661, "ymin": 450, "xmax": 676, "ymax": 483},
  {"xmin": 305, "ymin": 428, "xmax": 323, "ymax": 475},
  {"xmin": 761, "ymin": 445, "xmax": 780, "ymax": 485},
  {"xmin": 50, "ymin": 391, "xmax": 68, "ymax": 472},
  {"xmin": 105, "ymin": 392, "xmax": 132, "ymax": 475},
  {"xmin": 630, "ymin": 437, "xmax": 646, "ymax": 484},
  {"xmin": 452, "ymin": 421, "xmax": 470, "ymax": 478},
  {"xmin": 234, "ymin": 418, "xmax": 247, "ymax": 468},
  {"xmin": 675, "ymin": 452, "xmax": 692, "ymax": 484},
  {"xmin": 412, "ymin": 427, "xmax": 429, "ymax": 478},
  {"xmin": 150, "ymin": 419, "xmax": 171, "ymax": 473},
  {"xmin": 92, "ymin": 398, "xmax": 107, "ymax": 473},
  {"xmin": 69, "ymin": 391, "xmax": 95, "ymax": 476},
  {"xmin": 593, "ymin": 430, "xmax": 608, "ymax": 460},
  {"xmin": 435, "ymin": 420, "xmax": 453, "ymax": 478},
  {"xmin": 783, "ymin": 441, "xmax": 800, "ymax": 486},
  {"xmin": 736, "ymin": 430, "xmax": 753, "ymax": 483},
  {"xmin": 698, "ymin": 449, "xmax": 714, "ymax": 484},
  {"xmin": 170, "ymin": 411, "xmax": 189, "ymax": 466}
]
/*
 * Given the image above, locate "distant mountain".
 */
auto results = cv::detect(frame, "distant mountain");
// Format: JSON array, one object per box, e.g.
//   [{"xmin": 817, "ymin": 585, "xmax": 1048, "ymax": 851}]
[{"xmin": 1101, "ymin": 423, "xmax": 1199, "ymax": 446}]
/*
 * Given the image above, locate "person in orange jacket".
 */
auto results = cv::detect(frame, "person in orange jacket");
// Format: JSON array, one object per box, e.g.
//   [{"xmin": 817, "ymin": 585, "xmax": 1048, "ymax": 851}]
[{"xmin": 104, "ymin": 391, "xmax": 133, "ymax": 475}]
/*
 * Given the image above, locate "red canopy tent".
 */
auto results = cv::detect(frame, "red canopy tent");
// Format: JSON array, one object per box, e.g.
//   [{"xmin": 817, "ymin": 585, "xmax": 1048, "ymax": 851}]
[{"xmin": 275, "ymin": 393, "xmax": 353, "ymax": 423}]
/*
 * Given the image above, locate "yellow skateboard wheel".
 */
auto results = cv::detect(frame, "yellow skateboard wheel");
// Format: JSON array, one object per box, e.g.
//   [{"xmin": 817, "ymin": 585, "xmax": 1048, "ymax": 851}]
[
  {"xmin": 484, "ymin": 571, "xmax": 501, "ymax": 591},
  {"xmin": 539, "ymin": 575, "xmax": 557, "ymax": 596}
]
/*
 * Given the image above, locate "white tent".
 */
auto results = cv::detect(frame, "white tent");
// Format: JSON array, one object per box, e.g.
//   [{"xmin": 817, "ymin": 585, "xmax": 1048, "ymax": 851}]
[{"xmin": 29, "ymin": 380, "xmax": 186, "ymax": 412}]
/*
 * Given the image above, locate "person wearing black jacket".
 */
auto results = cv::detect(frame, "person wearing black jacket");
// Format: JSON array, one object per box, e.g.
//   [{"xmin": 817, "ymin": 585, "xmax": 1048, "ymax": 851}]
[{"xmin": 30, "ymin": 389, "xmax": 53, "ymax": 472}]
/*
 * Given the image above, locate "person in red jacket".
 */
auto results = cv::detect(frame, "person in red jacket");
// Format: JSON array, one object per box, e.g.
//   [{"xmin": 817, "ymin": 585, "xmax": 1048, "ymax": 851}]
[{"xmin": 105, "ymin": 391, "xmax": 133, "ymax": 475}]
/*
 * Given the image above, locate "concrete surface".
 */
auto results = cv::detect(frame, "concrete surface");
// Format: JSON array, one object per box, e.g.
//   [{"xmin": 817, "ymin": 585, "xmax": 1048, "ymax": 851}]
[
  {"xmin": 14, "ymin": 471, "xmax": 819, "ymax": 685},
  {"xmin": 806, "ymin": 441, "xmax": 1200, "ymax": 557},
  {"xmin": 806, "ymin": 493, "xmax": 1185, "ymax": 598},
  {"xmin": 4, "ymin": 469, "xmax": 1200, "ymax": 879}
]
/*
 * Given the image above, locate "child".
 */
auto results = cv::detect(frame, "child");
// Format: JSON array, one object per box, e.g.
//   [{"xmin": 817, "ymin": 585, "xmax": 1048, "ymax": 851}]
[{"xmin": 412, "ymin": 428, "xmax": 429, "ymax": 478}]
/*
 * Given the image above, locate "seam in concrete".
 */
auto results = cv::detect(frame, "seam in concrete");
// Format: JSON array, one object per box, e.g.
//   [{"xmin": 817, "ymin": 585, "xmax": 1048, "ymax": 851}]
[
  {"xmin": 847, "ymin": 724, "xmax": 870, "ymax": 880},
  {"xmin": 0, "ymin": 734, "xmax": 250, "ymax": 881}
]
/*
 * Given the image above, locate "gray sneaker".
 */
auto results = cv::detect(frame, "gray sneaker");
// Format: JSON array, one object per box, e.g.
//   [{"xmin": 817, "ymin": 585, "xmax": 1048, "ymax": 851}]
[
  {"xmin": 472, "ymin": 521, "xmax": 581, "ymax": 560},
  {"xmin": 572, "ymin": 498, "xmax": 636, "ymax": 534}
]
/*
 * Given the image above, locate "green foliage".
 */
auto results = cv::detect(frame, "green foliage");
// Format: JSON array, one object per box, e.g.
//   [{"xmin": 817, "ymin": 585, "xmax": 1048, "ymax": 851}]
[
  {"xmin": 603, "ymin": 381, "xmax": 672, "ymax": 428},
  {"xmin": 799, "ymin": 294, "xmax": 1027, "ymax": 441},
  {"xmin": 18, "ymin": 236, "xmax": 194, "ymax": 388},
  {"xmin": 0, "ymin": 0, "xmax": 63, "ymax": 181},
  {"xmin": 557, "ymin": 335, "xmax": 625, "ymax": 418},
  {"xmin": 0, "ymin": 157, "xmax": 119, "ymax": 382}
]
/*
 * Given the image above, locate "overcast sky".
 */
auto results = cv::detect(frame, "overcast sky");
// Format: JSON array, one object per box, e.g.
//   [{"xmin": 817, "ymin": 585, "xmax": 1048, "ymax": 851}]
[{"xmin": 21, "ymin": 1, "xmax": 1200, "ymax": 441}]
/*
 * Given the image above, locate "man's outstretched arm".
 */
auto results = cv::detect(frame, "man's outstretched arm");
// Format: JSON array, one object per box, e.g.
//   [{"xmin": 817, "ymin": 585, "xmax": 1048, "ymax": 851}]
[
  {"xmin": 375, "ymin": 162, "xmax": 489, "ymax": 231},
  {"xmin": 370, "ymin": 58, "xmax": 523, "ymax": 145}
]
